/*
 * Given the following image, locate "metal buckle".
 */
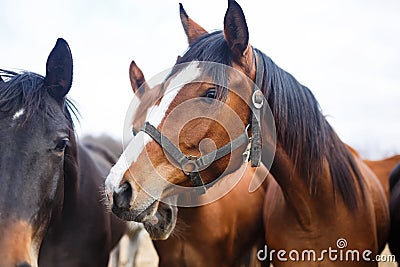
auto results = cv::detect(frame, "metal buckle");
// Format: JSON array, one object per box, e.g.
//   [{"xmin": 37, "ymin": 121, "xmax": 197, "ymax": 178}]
[
  {"xmin": 242, "ymin": 124, "xmax": 252, "ymax": 162},
  {"xmin": 182, "ymin": 156, "xmax": 199, "ymax": 175},
  {"xmin": 243, "ymin": 137, "xmax": 252, "ymax": 162},
  {"xmin": 252, "ymin": 90, "xmax": 264, "ymax": 109}
]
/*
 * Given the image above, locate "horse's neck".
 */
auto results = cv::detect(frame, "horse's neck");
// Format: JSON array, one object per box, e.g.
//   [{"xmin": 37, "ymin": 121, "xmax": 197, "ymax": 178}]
[{"xmin": 265, "ymin": 145, "xmax": 332, "ymax": 228}]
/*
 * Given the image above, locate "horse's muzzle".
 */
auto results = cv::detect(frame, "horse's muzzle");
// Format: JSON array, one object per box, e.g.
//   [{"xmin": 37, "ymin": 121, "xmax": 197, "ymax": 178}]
[{"xmin": 0, "ymin": 220, "xmax": 38, "ymax": 267}]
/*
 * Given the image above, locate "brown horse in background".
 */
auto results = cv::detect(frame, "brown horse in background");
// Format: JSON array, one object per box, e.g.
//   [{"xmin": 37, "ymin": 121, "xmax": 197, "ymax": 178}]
[
  {"xmin": 106, "ymin": 1, "xmax": 389, "ymax": 266},
  {"xmin": 126, "ymin": 60, "xmax": 269, "ymax": 267},
  {"xmin": 0, "ymin": 39, "xmax": 125, "ymax": 267},
  {"xmin": 347, "ymin": 145, "xmax": 400, "ymax": 200},
  {"xmin": 365, "ymin": 155, "xmax": 400, "ymax": 200}
]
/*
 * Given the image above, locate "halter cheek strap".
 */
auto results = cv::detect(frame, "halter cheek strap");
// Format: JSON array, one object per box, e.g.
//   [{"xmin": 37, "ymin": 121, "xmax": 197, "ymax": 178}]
[{"xmin": 250, "ymin": 49, "xmax": 265, "ymax": 167}]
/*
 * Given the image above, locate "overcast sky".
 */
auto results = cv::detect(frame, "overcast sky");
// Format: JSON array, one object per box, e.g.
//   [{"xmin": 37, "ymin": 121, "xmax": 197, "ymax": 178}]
[{"xmin": 1, "ymin": 0, "xmax": 399, "ymax": 159}]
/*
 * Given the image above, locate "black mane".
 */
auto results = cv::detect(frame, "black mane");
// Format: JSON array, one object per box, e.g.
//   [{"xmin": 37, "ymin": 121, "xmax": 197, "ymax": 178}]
[
  {"xmin": 177, "ymin": 31, "xmax": 364, "ymax": 209},
  {"xmin": 0, "ymin": 70, "xmax": 46, "ymax": 118},
  {"xmin": 0, "ymin": 69, "xmax": 78, "ymax": 124}
]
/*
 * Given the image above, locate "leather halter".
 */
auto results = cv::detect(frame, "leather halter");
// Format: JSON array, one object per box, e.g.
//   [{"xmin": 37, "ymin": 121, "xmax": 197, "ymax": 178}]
[{"xmin": 139, "ymin": 49, "xmax": 264, "ymax": 194}]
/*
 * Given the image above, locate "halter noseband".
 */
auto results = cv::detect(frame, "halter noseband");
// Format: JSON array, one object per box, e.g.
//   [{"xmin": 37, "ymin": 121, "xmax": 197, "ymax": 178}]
[{"xmin": 139, "ymin": 49, "xmax": 264, "ymax": 194}]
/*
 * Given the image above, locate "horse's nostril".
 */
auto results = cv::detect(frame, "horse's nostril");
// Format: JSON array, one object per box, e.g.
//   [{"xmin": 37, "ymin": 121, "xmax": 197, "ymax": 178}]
[
  {"xmin": 113, "ymin": 182, "xmax": 133, "ymax": 210},
  {"xmin": 16, "ymin": 262, "xmax": 32, "ymax": 267}
]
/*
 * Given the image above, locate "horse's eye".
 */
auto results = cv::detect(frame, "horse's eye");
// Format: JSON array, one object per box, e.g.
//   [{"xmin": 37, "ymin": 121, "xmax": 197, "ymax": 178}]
[
  {"xmin": 204, "ymin": 88, "xmax": 217, "ymax": 100},
  {"xmin": 55, "ymin": 138, "xmax": 70, "ymax": 152}
]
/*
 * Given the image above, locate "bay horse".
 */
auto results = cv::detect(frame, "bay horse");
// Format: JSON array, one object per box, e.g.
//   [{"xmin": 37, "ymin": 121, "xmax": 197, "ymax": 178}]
[
  {"xmin": 105, "ymin": 1, "xmax": 389, "ymax": 266},
  {"xmin": 364, "ymin": 155, "xmax": 400, "ymax": 201},
  {"xmin": 347, "ymin": 145, "xmax": 400, "ymax": 201},
  {"xmin": 124, "ymin": 59, "xmax": 270, "ymax": 267},
  {"xmin": 0, "ymin": 39, "xmax": 125, "ymax": 267}
]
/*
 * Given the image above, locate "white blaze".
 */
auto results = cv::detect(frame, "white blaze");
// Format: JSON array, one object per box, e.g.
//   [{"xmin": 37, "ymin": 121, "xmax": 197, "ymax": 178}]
[{"xmin": 106, "ymin": 62, "xmax": 201, "ymax": 192}]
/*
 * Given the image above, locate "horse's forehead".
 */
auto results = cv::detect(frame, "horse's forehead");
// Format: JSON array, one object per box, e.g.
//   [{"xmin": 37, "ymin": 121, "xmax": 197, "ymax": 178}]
[
  {"xmin": 133, "ymin": 62, "xmax": 202, "ymax": 124},
  {"xmin": 164, "ymin": 62, "xmax": 201, "ymax": 95}
]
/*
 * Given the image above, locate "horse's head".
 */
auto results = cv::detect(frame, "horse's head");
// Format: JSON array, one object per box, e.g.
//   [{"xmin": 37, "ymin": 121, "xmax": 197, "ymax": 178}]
[
  {"xmin": 106, "ymin": 0, "xmax": 267, "ymax": 222},
  {"xmin": 0, "ymin": 39, "xmax": 75, "ymax": 266}
]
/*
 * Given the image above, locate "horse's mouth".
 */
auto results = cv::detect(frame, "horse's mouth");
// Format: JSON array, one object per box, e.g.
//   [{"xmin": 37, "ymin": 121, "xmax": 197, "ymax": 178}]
[
  {"xmin": 112, "ymin": 198, "xmax": 177, "ymax": 240},
  {"xmin": 142, "ymin": 201, "xmax": 177, "ymax": 240},
  {"xmin": 111, "ymin": 200, "xmax": 158, "ymax": 222}
]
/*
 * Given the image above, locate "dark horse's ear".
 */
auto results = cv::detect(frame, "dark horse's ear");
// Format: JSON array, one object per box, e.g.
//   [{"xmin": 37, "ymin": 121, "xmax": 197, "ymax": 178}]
[
  {"xmin": 129, "ymin": 60, "xmax": 149, "ymax": 95},
  {"xmin": 179, "ymin": 3, "xmax": 208, "ymax": 46},
  {"xmin": 223, "ymin": 0, "xmax": 250, "ymax": 60},
  {"xmin": 45, "ymin": 38, "xmax": 73, "ymax": 101}
]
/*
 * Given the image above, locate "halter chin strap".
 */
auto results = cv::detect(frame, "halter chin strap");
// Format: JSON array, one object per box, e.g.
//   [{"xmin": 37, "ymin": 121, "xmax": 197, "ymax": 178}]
[{"xmin": 138, "ymin": 49, "xmax": 264, "ymax": 194}]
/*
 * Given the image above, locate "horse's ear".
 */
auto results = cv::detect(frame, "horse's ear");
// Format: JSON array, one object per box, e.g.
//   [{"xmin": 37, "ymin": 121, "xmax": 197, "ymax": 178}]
[
  {"xmin": 179, "ymin": 3, "xmax": 208, "ymax": 46},
  {"xmin": 223, "ymin": 0, "xmax": 250, "ymax": 59},
  {"xmin": 45, "ymin": 38, "xmax": 73, "ymax": 101},
  {"xmin": 129, "ymin": 60, "xmax": 148, "ymax": 95}
]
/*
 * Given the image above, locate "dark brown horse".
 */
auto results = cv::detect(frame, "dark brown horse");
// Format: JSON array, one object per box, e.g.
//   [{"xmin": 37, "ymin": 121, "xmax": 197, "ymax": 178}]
[
  {"xmin": 0, "ymin": 39, "xmax": 125, "ymax": 267},
  {"xmin": 389, "ymin": 163, "xmax": 400, "ymax": 264},
  {"xmin": 82, "ymin": 135, "xmax": 145, "ymax": 267},
  {"xmin": 106, "ymin": 1, "xmax": 389, "ymax": 266},
  {"xmin": 123, "ymin": 59, "xmax": 269, "ymax": 267}
]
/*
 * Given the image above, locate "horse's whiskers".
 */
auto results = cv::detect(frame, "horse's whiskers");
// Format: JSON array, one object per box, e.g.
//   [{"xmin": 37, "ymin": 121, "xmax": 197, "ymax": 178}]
[
  {"xmin": 98, "ymin": 184, "xmax": 113, "ymax": 212},
  {"xmin": 170, "ymin": 219, "xmax": 189, "ymax": 240}
]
